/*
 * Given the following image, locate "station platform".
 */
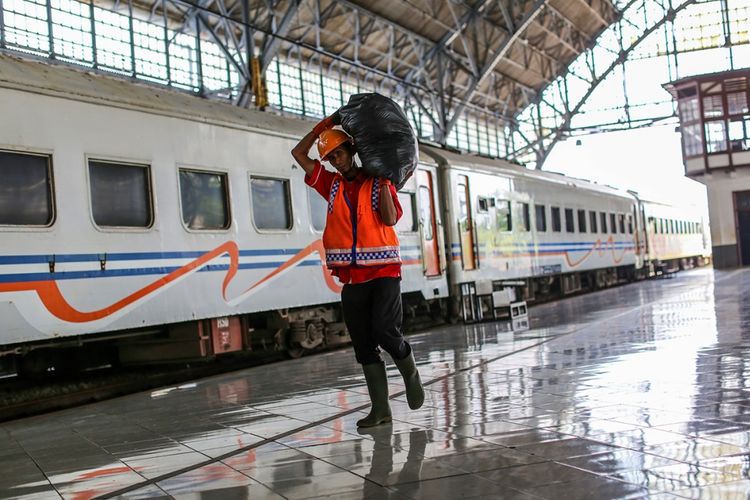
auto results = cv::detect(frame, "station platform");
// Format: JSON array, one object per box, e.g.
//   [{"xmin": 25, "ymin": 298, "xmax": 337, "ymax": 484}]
[{"xmin": 2, "ymin": 267, "xmax": 750, "ymax": 499}]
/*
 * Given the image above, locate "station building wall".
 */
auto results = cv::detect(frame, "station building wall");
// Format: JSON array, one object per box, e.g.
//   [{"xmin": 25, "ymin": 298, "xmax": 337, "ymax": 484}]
[{"xmin": 705, "ymin": 169, "xmax": 750, "ymax": 268}]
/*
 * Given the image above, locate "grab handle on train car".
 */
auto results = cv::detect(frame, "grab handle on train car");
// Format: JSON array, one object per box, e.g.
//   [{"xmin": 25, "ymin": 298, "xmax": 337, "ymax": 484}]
[
  {"xmin": 472, "ymin": 221, "xmax": 480, "ymax": 269},
  {"xmin": 437, "ymin": 220, "xmax": 447, "ymax": 274},
  {"xmin": 457, "ymin": 221, "xmax": 465, "ymax": 270},
  {"xmin": 418, "ymin": 219, "xmax": 428, "ymax": 275}
]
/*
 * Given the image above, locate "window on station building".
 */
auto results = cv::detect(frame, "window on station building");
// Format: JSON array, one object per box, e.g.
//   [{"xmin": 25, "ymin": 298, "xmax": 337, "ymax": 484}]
[
  {"xmin": 678, "ymin": 86, "xmax": 700, "ymax": 122},
  {"xmin": 310, "ymin": 190, "xmax": 327, "ymax": 231},
  {"xmin": 521, "ymin": 202, "xmax": 530, "ymax": 231},
  {"xmin": 589, "ymin": 211, "xmax": 598, "ymax": 233},
  {"xmin": 250, "ymin": 176, "xmax": 292, "ymax": 230},
  {"xmin": 610, "ymin": 213, "xmax": 617, "ymax": 234},
  {"xmin": 703, "ymin": 95, "xmax": 724, "ymax": 118},
  {"xmin": 682, "ymin": 123, "xmax": 704, "ymax": 157},
  {"xmin": 535, "ymin": 204, "xmax": 547, "ymax": 232},
  {"xmin": 497, "ymin": 200, "xmax": 512, "ymax": 232},
  {"xmin": 728, "ymin": 117, "xmax": 750, "ymax": 152},
  {"xmin": 396, "ymin": 192, "xmax": 417, "ymax": 233},
  {"xmin": 705, "ymin": 121, "xmax": 728, "ymax": 153},
  {"xmin": 551, "ymin": 206, "xmax": 561, "ymax": 232},
  {"xmin": 0, "ymin": 150, "xmax": 55, "ymax": 226},
  {"xmin": 89, "ymin": 160, "xmax": 153, "ymax": 228},
  {"xmin": 577, "ymin": 209, "xmax": 587, "ymax": 233},
  {"xmin": 677, "ymin": 85, "xmax": 703, "ymax": 158},
  {"xmin": 600, "ymin": 211, "xmax": 608, "ymax": 233},
  {"xmin": 179, "ymin": 169, "xmax": 230, "ymax": 230},
  {"xmin": 727, "ymin": 91, "xmax": 748, "ymax": 115},
  {"xmin": 564, "ymin": 208, "xmax": 574, "ymax": 233}
]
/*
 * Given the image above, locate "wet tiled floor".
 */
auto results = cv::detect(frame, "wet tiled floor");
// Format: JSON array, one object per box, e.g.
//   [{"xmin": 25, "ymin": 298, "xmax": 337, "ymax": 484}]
[{"xmin": 3, "ymin": 267, "xmax": 750, "ymax": 499}]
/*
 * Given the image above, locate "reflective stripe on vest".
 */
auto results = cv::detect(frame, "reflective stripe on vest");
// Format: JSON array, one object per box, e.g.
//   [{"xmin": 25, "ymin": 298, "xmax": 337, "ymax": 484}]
[{"xmin": 322, "ymin": 175, "xmax": 401, "ymax": 268}]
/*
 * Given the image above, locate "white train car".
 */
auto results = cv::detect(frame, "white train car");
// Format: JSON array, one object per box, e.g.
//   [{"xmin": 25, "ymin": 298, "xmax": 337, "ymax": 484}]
[
  {"xmin": 0, "ymin": 54, "xmax": 448, "ymax": 372},
  {"xmin": 641, "ymin": 200, "xmax": 710, "ymax": 274},
  {"xmin": 425, "ymin": 148, "xmax": 644, "ymax": 320}
]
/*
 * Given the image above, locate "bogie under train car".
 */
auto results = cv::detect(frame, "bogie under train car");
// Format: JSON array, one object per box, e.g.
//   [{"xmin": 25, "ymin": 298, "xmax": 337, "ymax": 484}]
[{"xmin": 0, "ymin": 55, "xmax": 710, "ymax": 375}]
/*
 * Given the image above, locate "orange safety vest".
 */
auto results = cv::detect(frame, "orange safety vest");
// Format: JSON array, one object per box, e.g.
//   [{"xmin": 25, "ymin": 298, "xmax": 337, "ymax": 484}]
[{"xmin": 322, "ymin": 176, "xmax": 401, "ymax": 268}]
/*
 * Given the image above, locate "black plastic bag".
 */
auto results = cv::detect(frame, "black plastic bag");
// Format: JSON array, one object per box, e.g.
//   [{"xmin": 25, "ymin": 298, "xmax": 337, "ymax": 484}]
[{"xmin": 337, "ymin": 93, "xmax": 418, "ymax": 189}]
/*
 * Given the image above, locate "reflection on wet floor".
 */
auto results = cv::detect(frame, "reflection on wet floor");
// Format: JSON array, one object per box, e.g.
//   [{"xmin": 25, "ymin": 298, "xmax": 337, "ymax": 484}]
[{"xmin": 4, "ymin": 268, "xmax": 750, "ymax": 498}]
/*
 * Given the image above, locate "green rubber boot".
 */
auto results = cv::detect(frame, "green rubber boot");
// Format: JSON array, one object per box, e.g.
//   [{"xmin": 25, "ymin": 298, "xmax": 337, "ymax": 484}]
[
  {"xmin": 357, "ymin": 362, "xmax": 393, "ymax": 428},
  {"xmin": 394, "ymin": 346, "xmax": 424, "ymax": 410}
]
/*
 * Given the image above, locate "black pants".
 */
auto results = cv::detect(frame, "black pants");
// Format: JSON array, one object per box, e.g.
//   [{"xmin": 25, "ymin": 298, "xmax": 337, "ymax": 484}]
[{"xmin": 341, "ymin": 277, "xmax": 408, "ymax": 365}]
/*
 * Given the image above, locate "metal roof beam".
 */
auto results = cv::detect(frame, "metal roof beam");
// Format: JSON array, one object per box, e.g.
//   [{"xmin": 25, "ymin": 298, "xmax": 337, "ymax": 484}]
[
  {"xmin": 260, "ymin": 0, "xmax": 303, "ymax": 72},
  {"xmin": 445, "ymin": 0, "xmax": 548, "ymax": 135}
]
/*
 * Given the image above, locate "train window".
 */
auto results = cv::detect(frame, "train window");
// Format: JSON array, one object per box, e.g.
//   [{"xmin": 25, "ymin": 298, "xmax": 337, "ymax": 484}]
[
  {"xmin": 396, "ymin": 192, "xmax": 417, "ymax": 233},
  {"xmin": 521, "ymin": 203, "xmax": 531, "ymax": 231},
  {"xmin": 577, "ymin": 210, "xmax": 587, "ymax": 233},
  {"xmin": 309, "ymin": 190, "xmax": 327, "ymax": 231},
  {"xmin": 551, "ymin": 206, "xmax": 561, "ymax": 232},
  {"xmin": 535, "ymin": 204, "xmax": 546, "ymax": 232},
  {"xmin": 89, "ymin": 160, "xmax": 153, "ymax": 228},
  {"xmin": 600, "ymin": 212, "xmax": 607, "ymax": 233},
  {"xmin": 477, "ymin": 197, "xmax": 489, "ymax": 213},
  {"xmin": 564, "ymin": 208, "xmax": 574, "ymax": 233},
  {"xmin": 0, "ymin": 150, "xmax": 54, "ymax": 226},
  {"xmin": 250, "ymin": 177, "xmax": 292, "ymax": 230},
  {"xmin": 670, "ymin": 220, "xmax": 675, "ymax": 233},
  {"xmin": 497, "ymin": 200, "xmax": 512, "ymax": 232},
  {"xmin": 179, "ymin": 169, "xmax": 230, "ymax": 230},
  {"xmin": 589, "ymin": 211, "xmax": 598, "ymax": 233},
  {"xmin": 418, "ymin": 186, "xmax": 434, "ymax": 240},
  {"xmin": 618, "ymin": 214, "xmax": 625, "ymax": 234},
  {"xmin": 628, "ymin": 213, "xmax": 634, "ymax": 234},
  {"xmin": 610, "ymin": 213, "xmax": 617, "ymax": 234}
]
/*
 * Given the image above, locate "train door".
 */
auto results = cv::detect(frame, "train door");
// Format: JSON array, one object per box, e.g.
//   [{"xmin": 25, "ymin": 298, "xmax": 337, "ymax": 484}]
[
  {"xmin": 417, "ymin": 169, "xmax": 441, "ymax": 277},
  {"xmin": 457, "ymin": 174, "xmax": 477, "ymax": 270},
  {"xmin": 734, "ymin": 191, "xmax": 750, "ymax": 265}
]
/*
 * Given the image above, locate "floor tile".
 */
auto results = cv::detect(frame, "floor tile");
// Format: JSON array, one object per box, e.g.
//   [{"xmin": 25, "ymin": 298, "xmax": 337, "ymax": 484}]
[{"xmin": 2, "ymin": 268, "xmax": 749, "ymax": 499}]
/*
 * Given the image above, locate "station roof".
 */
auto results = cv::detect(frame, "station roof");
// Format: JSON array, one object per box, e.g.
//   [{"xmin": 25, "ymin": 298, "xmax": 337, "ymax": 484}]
[{"xmin": 143, "ymin": 0, "xmax": 620, "ymax": 119}]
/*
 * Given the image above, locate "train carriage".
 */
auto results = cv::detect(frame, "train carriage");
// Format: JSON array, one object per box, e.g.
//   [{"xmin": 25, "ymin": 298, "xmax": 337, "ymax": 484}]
[
  {"xmin": 425, "ymin": 147, "xmax": 646, "ymax": 320},
  {"xmin": 0, "ymin": 54, "xmax": 448, "ymax": 371},
  {"xmin": 641, "ymin": 200, "xmax": 710, "ymax": 274}
]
